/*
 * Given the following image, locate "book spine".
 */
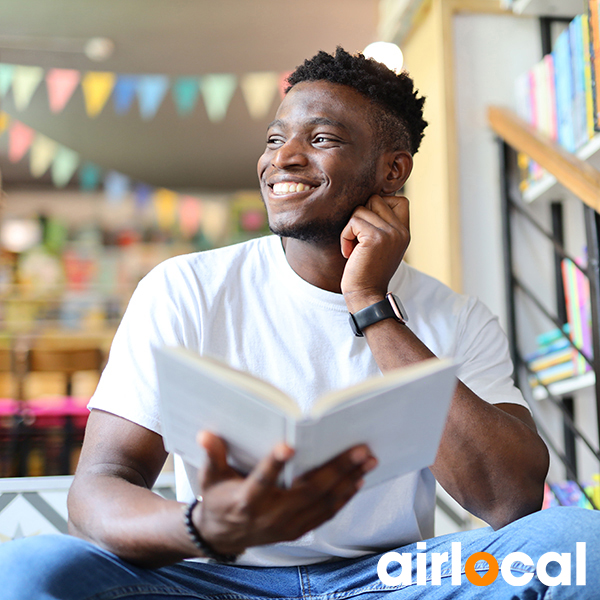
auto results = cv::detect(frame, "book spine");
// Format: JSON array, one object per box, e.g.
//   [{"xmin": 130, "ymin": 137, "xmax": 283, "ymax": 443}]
[
  {"xmin": 591, "ymin": 0, "xmax": 600, "ymax": 130},
  {"xmin": 583, "ymin": 14, "xmax": 595, "ymax": 140},
  {"xmin": 545, "ymin": 53, "xmax": 558, "ymax": 141},
  {"xmin": 575, "ymin": 257, "xmax": 593, "ymax": 367},
  {"xmin": 283, "ymin": 418, "xmax": 297, "ymax": 487}
]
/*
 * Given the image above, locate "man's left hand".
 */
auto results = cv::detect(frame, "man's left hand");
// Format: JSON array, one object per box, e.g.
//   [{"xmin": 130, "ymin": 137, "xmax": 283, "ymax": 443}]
[{"xmin": 340, "ymin": 194, "xmax": 410, "ymax": 312}]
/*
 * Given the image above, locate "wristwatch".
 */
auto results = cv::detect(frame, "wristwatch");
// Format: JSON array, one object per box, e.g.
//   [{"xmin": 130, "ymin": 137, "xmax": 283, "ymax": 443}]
[{"xmin": 349, "ymin": 292, "xmax": 408, "ymax": 337}]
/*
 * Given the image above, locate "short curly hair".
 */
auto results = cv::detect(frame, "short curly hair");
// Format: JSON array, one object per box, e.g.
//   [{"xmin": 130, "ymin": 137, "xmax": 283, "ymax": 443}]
[{"xmin": 285, "ymin": 47, "xmax": 427, "ymax": 155}]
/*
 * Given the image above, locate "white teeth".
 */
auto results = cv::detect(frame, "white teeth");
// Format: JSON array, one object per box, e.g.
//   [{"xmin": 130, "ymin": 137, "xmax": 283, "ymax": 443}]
[{"xmin": 272, "ymin": 182, "xmax": 314, "ymax": 195}]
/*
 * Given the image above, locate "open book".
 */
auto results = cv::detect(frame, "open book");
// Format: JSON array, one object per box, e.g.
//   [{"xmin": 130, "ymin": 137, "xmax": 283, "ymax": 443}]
[{"xmin": 154, "ymin": 346, "xmax": 457, "ymax": 489}]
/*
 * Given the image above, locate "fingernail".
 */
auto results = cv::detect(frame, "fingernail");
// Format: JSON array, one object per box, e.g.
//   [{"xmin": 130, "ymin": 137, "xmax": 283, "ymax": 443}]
[
  {"xmin": 274, "ymin": 445, "xmax": 293, "ymax": 461},
  {"xmin": 350, "ymin": 447, "xmax": 369, "ymax": 464},
  {"xmin": 363, "ymin": 457, "xmax": 378, "ymax": 472}
]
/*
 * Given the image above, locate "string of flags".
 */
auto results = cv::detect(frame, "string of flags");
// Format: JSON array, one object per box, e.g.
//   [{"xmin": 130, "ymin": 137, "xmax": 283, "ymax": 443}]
[
  {"xmin": 0, "ymin": 110, "xmax": 268, "ymax": 239},
  {"xmin": 0, "ymin": 63, "xmax": 292, "ymax": 122}
]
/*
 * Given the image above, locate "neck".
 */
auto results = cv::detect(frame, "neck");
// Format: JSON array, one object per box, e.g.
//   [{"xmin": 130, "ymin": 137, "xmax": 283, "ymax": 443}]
[{"xmin": 281, "ymin": 237, "xmax": 347, "ymax": 294}]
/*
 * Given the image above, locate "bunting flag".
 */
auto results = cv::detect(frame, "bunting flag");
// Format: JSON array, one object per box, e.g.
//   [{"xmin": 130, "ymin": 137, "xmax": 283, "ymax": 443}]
[
  {"xmin": 0, "ymin": 64, "xmax": 15, "ymax": 98},
  {"xmin": 137, "ymin": 75, "xmax": 170, "ymax": 120},
  {"xmin": 153, "ymin": 188, "xmax": 178, "ymax": 229},
  {"xmin": 8, "ymin": 120, "xmax": 35, "ymax": 162},
  {"xmin": 29, "ymin": 134, "xmax": 58, "ymax": 177},
  {"xmin": 134, "ymin": 183, "xmax": 153, "ymax": 208},
  {"xmin": 200, "ymin": 74, "xmax": 237, "ymax": 122},
  {"xmin": 81, "ymin": 71, "xmax": 116, "ymax": 118},
  {"xmin": 51, "ymin": 146, "xmax": 80, "ymax": 187},
  {"xmin": 240, "ymin": 72, "xmax": 278, "ymax": 120},
  {"xmin": 0, "ymin": 111, "xmax": 10, "ymax": 135},
  {"xmin": 172, "ymin": 77, "xmax": 201, "ymax": 117},
  {"xmin": 12, "ymin": 66, "xmax": 44, "ymax": 111},
  {"xmin": 278, "ymin": 71, "xmax": 293, "ymax": 99},
  {"xmin": 112, "ymin": 75, "xmax": 138, "ymax": 115},
  {"xmin": 46, "ymin": 69, "xmax": 81, "ymax": 113},
  {"xmin": 104, "ymin": 171, "xmax": 130, "ymax": 202},
  {"xmin": 179, "ymin": 195, "xmax": 202, "ymax": 238},
  {"xmin": 78, "ymin": 162, "xmax": 102, "ymax": 191}
]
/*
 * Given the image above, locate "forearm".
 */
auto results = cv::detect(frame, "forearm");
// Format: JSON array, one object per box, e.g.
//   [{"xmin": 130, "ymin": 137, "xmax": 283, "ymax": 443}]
[
  {"xmin": 352, "ymin": 313, "xmax": 548, "ymax": 527},
  {"xmin": 67, "ymin": 468, "xmax": 202, "ymax": 568}
]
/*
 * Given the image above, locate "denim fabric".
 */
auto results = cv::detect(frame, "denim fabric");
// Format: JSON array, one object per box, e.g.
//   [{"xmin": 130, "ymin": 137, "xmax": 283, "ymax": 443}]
[{"xmin": 0, "ymin": 507, "xmax": 598, "ymax": 599}]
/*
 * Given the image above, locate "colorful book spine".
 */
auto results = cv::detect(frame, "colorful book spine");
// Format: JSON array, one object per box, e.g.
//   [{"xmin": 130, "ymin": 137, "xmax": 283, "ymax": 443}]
[
  {"xmin": 545, "ymin": 53, "xmax": 558, "ymax": 141},
  {"xmin": 575, "ymin": 257, "xmax": 593, "ymax": 366},
  {"xmin": 562, "ymin": 258, "xmax": 588, "ymax": 375},
  {"xmin": 590, "ymin": 0, "xmax": 600, "ymax": 130},
  {"xmin": 570, "ymin": 15, "xmax": 587, "ymax": 148},
  {"xmin": 555, "ymin": 29, "xmax": 577, "ymax": 152},
  {"xmin": 583, "ymin": 13, "xmax": 596, "ymax": 139},
  {"xmin": 529, "ymin": 347, "xmax": 574, "ymax": 372}
]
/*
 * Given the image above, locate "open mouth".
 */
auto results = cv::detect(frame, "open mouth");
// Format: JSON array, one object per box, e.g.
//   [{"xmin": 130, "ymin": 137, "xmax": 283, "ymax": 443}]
[{"xmin": 270, "ymin": 181, "xmax": 318, "ymax": 196}]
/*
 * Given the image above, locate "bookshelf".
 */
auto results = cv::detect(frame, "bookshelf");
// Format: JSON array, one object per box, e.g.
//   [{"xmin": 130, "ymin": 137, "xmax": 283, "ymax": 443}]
[
  {"xmin": 504, "ymin": 0, "xmax": 585, "ymax": 17},
  {"xmin": 489, "ymin": 104, "xmax": 600, "ymax": 494}
]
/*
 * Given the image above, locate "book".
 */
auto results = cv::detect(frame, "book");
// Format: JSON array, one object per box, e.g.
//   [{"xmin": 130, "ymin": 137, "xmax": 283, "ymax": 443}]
[
  {"xmin": 582, "ymin": 13, "xmax": 596, "ymax": 139},
  {"xmin": 153, "ymin": 346, "xmax": 458, "ymax": 490},
  {"xmin": 590, "ymin": 0, "xmax": 600, "ymax": 130}
]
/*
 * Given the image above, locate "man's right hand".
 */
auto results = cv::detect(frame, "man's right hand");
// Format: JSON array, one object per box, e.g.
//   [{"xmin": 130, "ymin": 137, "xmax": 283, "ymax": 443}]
[{"xmin": 195, "ymin": 432, "xmax": 378, "ymax": 557}]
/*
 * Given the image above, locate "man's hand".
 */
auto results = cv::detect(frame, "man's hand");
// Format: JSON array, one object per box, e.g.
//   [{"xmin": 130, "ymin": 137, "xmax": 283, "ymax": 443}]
[
  {"xmin": 340, "ymin": 194, "xmax": 410, "ymax": 312},
  {"xmin": 195, "ymin": 432, "xmax": 377, "ymax": 556}
]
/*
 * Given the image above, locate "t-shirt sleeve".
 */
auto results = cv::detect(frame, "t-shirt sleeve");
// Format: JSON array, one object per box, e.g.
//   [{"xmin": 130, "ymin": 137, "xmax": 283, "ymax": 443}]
[
  {"xmin": 454, "ymin": 297, "xmax": 528, "ymax": 409},
  {"xmin": 88, "ymin": 260, "xmax": 197, "ymax": 434}
]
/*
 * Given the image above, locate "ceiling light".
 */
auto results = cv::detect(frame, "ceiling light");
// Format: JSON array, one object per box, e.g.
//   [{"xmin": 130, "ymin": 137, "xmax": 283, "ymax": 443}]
[
  {"xmin": 362, "ymin": 42, "xmax": 403, "ymax": 73},
  {"xmin": 84, "ymin": 37, "xmax": 115, "ymax": 62}
]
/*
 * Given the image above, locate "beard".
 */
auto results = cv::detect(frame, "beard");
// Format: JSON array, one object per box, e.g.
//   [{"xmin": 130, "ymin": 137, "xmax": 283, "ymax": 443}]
[{"xmin": 263, "ymin": 159, "xmax": 378, "ymax": 246}]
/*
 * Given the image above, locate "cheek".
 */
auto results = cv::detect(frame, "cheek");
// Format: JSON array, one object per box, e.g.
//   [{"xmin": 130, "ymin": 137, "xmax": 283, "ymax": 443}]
[{"xmin": 257, "ymin": 152, "xmax": 270, "ymax": 177}]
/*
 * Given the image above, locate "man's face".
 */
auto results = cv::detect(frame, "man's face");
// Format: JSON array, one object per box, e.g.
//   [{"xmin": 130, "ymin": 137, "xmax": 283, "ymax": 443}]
[{"xmin": 257, "ymin": 81, "xmax": 382, "ymax": 245}]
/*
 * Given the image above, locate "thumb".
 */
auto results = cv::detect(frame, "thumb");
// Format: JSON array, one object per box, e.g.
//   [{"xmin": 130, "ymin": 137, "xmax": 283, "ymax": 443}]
[{"xmin": 197, "ymin": 431, "xmax": 234, "ymax": 486}]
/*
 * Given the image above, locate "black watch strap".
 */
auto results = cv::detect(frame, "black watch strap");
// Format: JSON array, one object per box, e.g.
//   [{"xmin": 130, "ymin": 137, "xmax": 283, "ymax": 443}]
[{"xmin": 349, "ymin": 293, "xmax": 407, "ymax": 337}]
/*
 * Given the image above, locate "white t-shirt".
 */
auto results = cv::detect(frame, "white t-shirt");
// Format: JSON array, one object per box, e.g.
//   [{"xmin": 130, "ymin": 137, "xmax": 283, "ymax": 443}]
[{"xmin": 89, "ymin": 234, "xmax": 526, "ymax": 567}]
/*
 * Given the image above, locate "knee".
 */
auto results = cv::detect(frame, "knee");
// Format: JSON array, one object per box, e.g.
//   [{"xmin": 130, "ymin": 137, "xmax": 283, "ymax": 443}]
[{"xmin": 0, "ymin": 535, "xmax": 99, "ymax": 599}]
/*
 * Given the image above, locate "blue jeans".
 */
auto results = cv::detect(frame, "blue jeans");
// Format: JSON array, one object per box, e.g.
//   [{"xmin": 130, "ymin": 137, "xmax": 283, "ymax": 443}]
[{"xmin": 0, "ymin": 507, "xmax": 598, "ymax": 599}]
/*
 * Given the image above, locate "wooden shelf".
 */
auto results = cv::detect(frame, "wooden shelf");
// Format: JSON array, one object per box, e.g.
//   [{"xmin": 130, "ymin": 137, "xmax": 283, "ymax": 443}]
[
  {"xmin": 506, "ymin": 0, "xmax": 585, "ymax": 17},
  {"xmin": 488, "ymin": 106, "xmax": 600, "ymax": 212}
]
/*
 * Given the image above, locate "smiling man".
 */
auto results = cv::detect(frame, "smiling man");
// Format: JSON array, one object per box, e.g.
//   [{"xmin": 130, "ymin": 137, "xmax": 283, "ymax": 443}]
[{"xmin": 1, "ymin": 47, "xmax": 599, "ymax": 599}]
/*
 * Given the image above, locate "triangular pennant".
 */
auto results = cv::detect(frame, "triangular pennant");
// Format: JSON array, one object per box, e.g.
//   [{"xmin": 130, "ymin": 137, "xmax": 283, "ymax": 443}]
[
  {"xmin": 134, "ymin": 183, "xmax": 153, "ymax": 208},
  {"xmin": 104, "ymin": 171, "xmax": 130, "ymax": 202},
  {"xmin": 51, "ymin": 146, "xmax": 80, "ymax": 187},
  {"xmin": 179, "ymin": 195, "xmax": 202, "ymax": 238},
  {"xmin": 30, "ymin": 134, "xmax": 57, "ymax": 177},
  {"xmin": 0, "ymin": 111, "xmax": 11, "ymax": 135},
  {"xmin": 278, "ymin": 71, "xmax": 293, "ymax": 99},
  {"xmin": 172, "ymin": 77, "xmax": 201, "ymax": 117},
  {"xmin": 8, "ymin": 120, "xmax": 35, "ymax": 162},
  {"xmin": 200, "ymin": 74, "xmax": 237, "ymax": 122},
  {"xmin": 12, "ymin": 65, "xmax": 44, "ymax": 111},
  {"xmin": 113, "ymin": 75, "xmax": 138, "ymax": 115},
  {"xmin": 136, "ymin": 75, "xmax": 169, "ymax": 120},
  {"xmin": 0, "ymin": 64, "xmax": 15, "ymax": 98},
  {"xmin": 153, "ymin": 188, "xmax": 178, "ymax": 229},
  {"xmin": 81, "ymin": 71, "xmax": 116, "ymax": 118},
  {"xmin": 241, "ymin": 72, "xmax": 278, "ymax": 120},
  {"xmin": 45, "ymin": 68, "xmax": 80, "ymax": 113},
  {"xmin": 78, "ymin": 162, "xmax": 102, "ymax": 191}
]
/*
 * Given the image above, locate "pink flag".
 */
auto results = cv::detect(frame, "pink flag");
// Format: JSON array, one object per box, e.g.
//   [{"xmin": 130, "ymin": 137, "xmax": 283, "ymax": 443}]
[
  {"xmin": 46, "ymin": 69, "xmax": 81, "ymax": 113},
  {"xmin": 179, "ymin": 195, "xmax": 202, "ymax": 238},
  {"xmin": 8, "ymin": 120, "xmax": 35, "ymax": 163}
]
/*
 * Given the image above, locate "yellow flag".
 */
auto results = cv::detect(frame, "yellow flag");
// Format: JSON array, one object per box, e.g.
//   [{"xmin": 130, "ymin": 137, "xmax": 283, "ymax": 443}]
[
  {"xmin": 0, "ymin": 111, "xmax": 10, "ymax": 134},
  {"xmin": 240, "ymin": 72, "xmax": 278, "ymax": 120},
  {"xmin": 30, "ymin": 134, "xmax": 57, "ymax": 178},
  {"xmin": 81, "ymin": 71, "xmax": 116, "ymax": 118},
  {"xmin": 153, "ymin": 188, "xmax": 178, "ymax": 230}
]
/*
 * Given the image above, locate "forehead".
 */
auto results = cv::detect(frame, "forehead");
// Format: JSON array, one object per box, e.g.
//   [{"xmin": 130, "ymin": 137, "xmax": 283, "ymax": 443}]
[{"xmin": 273, "ymin": 81, "xmax": 375, "ymax": 134}]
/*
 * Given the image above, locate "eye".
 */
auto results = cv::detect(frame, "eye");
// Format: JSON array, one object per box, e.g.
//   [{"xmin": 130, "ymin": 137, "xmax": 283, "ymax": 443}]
[
  {"xmin": 266, "ymin": 135, "xmax": 284, "ymax": 147},
  {"xmin": 313, "ymin": 134, "xmax": 342, "ymax": 146}
]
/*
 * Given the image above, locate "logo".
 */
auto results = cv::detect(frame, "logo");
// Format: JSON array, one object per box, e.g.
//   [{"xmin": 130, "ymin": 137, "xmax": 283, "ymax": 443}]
[{"xmin": 377, "ymin": 541, "xmax": 586, "ymax": 587}]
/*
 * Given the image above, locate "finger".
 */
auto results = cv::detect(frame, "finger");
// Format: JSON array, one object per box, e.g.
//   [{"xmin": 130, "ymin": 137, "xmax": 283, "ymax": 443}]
[
  {"xmin": 365, "ymin": 195, "xmax": 409, "ymax": 233},
  {"xmin": 293, "ymin": 444, "xmax": 377, "ymax": 492},
  {"xmin": 198, "ymin": 431, "xmax": 234, "ymax": 486},
  {"xmin": 243, "ymin": 443, "xmax": 294, "ymax": 500}
]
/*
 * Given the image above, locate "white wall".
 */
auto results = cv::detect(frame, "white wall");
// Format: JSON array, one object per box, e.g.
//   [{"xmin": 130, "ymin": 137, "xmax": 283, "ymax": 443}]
[{"xmin": 453, "ymin": 12, "xmax": 540, "ymax": 327}]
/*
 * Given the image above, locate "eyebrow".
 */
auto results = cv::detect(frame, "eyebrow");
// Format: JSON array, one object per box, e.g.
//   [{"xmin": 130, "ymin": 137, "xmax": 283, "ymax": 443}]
[{"xmin": 266, "ymin": 117, "xmax": 350, "ymax": 131}]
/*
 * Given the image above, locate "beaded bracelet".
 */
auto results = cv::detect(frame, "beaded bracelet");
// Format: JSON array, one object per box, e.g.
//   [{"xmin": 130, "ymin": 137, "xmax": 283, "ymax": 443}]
[{"xmin": 184, "ymin": 496, "xmax": 238, "ymax": 564}]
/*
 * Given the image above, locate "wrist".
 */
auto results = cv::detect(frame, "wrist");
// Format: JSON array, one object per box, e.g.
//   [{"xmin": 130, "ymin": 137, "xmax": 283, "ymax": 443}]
[
  {"xmin": 343, "ymin": 290, "xmax": 386, "ymax": 314},
  {"xmin": 183, "ymin": 498, "xmax": 239, "ymax": 563}
]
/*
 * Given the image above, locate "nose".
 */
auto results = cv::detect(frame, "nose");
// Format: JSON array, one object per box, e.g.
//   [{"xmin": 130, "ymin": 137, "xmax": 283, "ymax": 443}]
[{"xmin": 271, "ymin": 137, "xmax": 309, "ymax": 169}]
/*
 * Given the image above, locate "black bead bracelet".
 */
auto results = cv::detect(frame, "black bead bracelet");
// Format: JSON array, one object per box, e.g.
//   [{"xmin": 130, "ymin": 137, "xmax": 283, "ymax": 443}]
[{"xmin": 184, "ymin": 497, "xmax": 238, "ymax": 564}]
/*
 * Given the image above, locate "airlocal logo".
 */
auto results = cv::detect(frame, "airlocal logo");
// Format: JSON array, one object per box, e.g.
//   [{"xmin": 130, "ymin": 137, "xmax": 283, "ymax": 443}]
[{"xmin": 377, "ymin": 542, "xmax": 586, "ymax": 587}]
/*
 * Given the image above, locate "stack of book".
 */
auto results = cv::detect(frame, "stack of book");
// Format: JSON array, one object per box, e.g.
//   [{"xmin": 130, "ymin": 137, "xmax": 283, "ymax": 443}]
[
  {"xmin": 514, "ymin": 1, "xmax": 600, "ymax": 191},
  {"xmin": 528, "ymin": 255, "xmax": 592, "ymax": 389}
]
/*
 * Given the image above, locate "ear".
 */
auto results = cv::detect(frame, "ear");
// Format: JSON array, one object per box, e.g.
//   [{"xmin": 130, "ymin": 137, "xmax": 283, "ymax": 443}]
[{"xmin": 379, "ymin": 151, "xmax": 413, "ymax": 195}]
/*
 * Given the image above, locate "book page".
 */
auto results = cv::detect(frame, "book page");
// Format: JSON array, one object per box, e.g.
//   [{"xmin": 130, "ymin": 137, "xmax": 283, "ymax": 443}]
[{"xmin": 310, "ymin": 357, "xmax": 451, "ymax": 417}]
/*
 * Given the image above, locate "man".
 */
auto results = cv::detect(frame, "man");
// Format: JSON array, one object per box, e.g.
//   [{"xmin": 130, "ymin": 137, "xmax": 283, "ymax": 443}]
[{"xmin": 1, "ymin": 47, "xmax": 598, "ymax": 598}]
